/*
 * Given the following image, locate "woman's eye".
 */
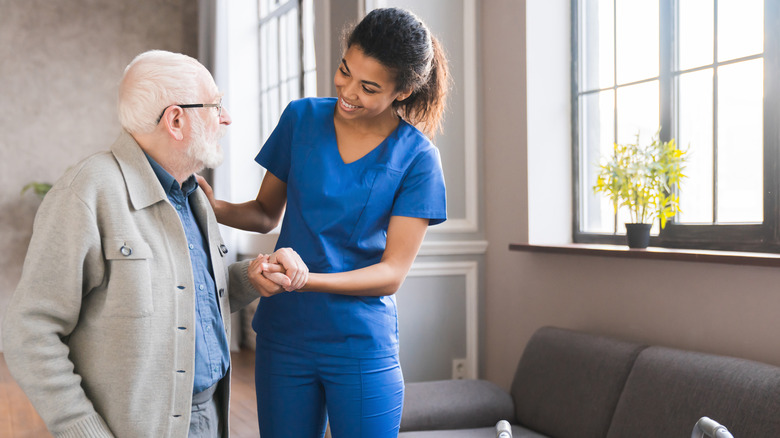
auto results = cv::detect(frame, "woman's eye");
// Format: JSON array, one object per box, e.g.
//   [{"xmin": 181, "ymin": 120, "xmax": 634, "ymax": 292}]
[
  {"xmin": 362, "ymin": 86, "xmax": 377, "ymax": 94},
  {"xmin": 339, "ymin": 67, "xmax": 349, "ymax": 77}
]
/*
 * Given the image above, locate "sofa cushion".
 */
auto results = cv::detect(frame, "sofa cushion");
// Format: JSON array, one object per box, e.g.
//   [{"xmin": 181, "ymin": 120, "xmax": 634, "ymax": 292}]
[
  {"xmin": 510, "ymin": 326, "xmax": 646, "ymax": 438},
  {"xmin": 606, "ymin": 346, "xmax": 780, "ymax": 438},
  {"xmin": 399, "ymin": 424, "xmax": 549, "ymax": 438},
  {"xmin": 401, "ymin": 379, "xmax": 516, "ymax": 431}
]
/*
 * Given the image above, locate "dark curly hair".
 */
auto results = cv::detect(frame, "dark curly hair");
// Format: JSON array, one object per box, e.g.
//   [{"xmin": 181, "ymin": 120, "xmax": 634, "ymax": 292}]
[{"xmin": 345, "ymin": 8, "xmax": 450, "ymax": 138}]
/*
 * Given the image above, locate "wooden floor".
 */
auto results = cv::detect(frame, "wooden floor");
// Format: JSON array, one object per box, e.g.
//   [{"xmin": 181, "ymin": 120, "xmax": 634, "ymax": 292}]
[{"xmin": 0, "ymin": 350, "xmax": 260, "ymax": 438}]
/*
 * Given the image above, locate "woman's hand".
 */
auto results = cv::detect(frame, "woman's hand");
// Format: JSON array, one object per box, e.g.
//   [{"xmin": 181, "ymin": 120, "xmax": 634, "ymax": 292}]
[
  {"xmin": 195, "ymin": 174, "xmax": 217, "ymax": 211},
  {"xmin": 266, "ymin": 248, "xmax": 309, "ymax": 291}
]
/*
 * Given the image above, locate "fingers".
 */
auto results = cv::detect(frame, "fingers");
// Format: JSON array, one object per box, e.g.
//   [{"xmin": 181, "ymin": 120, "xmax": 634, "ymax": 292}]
[
  {"xmin": 262, "ymin": 271, "xmax": 292, "ymax": 288},
  {"xmin": 247, "ymin": 255, "xmax": 284, "ymax": 297},
  {"xmin": 257, "ymin": 259, "xmax": 292, "ymax": 288},
  {"xmin": 270, "ymin": 248, "xmax": 309, "ymax": 291},
  {"xmin": 196, "ymin": 174, "xmax": 217, "ymax": 209}
]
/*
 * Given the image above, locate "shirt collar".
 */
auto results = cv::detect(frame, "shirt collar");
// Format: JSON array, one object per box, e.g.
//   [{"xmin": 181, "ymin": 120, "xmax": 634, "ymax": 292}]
[{"xmin": 144, "ymin": 153, "xmax": 199, "ymax": 197}]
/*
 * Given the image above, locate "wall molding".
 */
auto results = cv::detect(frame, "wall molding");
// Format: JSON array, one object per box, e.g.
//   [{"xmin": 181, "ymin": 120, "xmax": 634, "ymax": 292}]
[
  {"xmin": 407, "ymin": 261, "xmax": 479, "ymax": 379},
  {"xmin": 431, "ymin": 0, "xmax": 479, "ymax": 234},
  {"xmin": 418, "ymin": 239, "xmax": 488, "ymax": 256}
]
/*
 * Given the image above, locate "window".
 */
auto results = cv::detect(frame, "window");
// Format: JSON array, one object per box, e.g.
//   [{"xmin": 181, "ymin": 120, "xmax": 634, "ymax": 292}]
[
  {"xmin": 258, "ymin": 0, "xmax": 317, "ymax": 143},
  {"xmin": 574, "ymin": 0, "xmax": 780, "ymax": 252}
]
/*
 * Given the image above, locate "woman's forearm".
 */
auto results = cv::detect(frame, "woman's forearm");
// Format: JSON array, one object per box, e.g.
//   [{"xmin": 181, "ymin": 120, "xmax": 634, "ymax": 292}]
[
  {"xmin": 300, "ymin": 262, "xmax": 407, "ymax": 297},
  {"xmin": 214, "ymin": 199, "xmax": 281, "ymax": 234}
]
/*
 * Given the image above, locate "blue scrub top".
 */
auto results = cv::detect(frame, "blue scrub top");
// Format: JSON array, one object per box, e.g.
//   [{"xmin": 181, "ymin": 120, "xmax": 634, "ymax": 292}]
[{"xmin": 253, "ymin": 97, "xmax": 447, "ymax": 358}]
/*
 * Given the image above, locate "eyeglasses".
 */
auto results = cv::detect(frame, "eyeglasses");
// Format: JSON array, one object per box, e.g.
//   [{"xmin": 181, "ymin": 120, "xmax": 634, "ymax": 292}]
[{"xmin": 156, "ymin": 98, "xmax": 222, "ymax": 124}]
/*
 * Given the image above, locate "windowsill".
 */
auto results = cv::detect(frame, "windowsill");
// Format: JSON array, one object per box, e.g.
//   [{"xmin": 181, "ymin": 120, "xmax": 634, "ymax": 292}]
[{"xmin": 508, "ymin": 243, "xmax": 780, "ymax": 267}]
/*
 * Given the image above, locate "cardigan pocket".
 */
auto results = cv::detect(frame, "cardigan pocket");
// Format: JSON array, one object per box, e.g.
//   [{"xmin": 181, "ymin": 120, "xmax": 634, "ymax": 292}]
[{"xmin": 102, "ymin": 238, "xmax": 154, "ymax": 318}]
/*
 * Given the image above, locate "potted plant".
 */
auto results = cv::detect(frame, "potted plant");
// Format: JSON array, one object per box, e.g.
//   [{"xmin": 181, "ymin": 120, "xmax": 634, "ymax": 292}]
[
  {"xmin": 21, "ymin": 181, "xmax": 52, "ymax": 200},
  {"xmin": 593, "ymin": 130, "xmax": 688, "ymax": 248}
]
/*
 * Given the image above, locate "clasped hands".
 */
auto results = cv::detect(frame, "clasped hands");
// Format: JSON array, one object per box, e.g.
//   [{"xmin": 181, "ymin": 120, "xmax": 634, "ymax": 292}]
[{"xmin": 247, "ymin": 248, "xmax": 308, "ymax": 297}]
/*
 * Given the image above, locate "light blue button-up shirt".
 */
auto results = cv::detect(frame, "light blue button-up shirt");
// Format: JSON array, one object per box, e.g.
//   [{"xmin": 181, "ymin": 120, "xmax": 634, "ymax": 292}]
[{"xmin": 146, "ymin": 155, "xmax": 229, "ymax": 394}]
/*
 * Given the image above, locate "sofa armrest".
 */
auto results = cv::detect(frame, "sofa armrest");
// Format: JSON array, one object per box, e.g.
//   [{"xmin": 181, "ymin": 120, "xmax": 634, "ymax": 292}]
[{"xmin": 400, "ymin": 379, "xmax": 516, "ymax": 432}]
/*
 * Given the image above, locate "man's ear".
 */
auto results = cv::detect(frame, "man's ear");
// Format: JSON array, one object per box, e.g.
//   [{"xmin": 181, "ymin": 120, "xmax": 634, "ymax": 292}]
[{"xmin": 163, "ymin": 106, "xmax": 186, "ymax": 141}]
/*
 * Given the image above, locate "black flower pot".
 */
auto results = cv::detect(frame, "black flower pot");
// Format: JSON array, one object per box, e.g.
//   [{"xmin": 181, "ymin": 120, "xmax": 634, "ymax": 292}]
[{"xmin": 625, "ymin": 223, "xmax": 652, "ymax": 248}]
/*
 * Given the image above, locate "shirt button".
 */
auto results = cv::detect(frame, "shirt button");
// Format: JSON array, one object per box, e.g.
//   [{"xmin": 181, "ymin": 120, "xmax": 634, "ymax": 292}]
[
  {"xmin": 189, "ymin": 243, "xmax": 194, "ymax": 250},
  {"xmin": 199, "ymin": 284, "xmax": 205, "ymax": 291},
  {"xmin": 176, "ymin": 204, "xmax": 182, "ymax": 211}
]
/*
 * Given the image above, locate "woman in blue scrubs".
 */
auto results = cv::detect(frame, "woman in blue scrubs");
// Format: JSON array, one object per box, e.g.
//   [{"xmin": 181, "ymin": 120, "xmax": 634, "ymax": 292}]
[{"xmin": 202, "ymin": 7, "xmax": 449, "ymax": 438}]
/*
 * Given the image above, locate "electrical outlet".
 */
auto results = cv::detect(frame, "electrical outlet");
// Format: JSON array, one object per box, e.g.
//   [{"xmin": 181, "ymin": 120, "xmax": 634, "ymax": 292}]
[{"xmin": 452, "ymin": 358, "xmax": 468, "ymax": 379}]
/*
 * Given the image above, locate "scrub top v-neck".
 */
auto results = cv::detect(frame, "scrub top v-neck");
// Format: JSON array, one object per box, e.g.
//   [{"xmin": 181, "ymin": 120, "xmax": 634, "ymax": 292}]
[{"xmin": 253, "ymin": 97, "xmax": 447, "ymax": 359}]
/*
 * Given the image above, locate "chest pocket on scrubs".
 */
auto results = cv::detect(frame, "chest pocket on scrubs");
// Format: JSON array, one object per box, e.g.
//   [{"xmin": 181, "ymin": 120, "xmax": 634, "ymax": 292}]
[
  {"xmin": 343, "ymin": 166, "xmax": 404, "ymax": 264},
  {"xmin": 102, "ymin": 238, "xmax": 154, "ymax": 318}
]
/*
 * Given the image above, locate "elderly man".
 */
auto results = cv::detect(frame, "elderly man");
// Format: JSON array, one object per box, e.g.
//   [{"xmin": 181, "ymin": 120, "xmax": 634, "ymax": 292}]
[{"xmin": 2, "ymin": 50, "xmax": 306, "ymax": 437}]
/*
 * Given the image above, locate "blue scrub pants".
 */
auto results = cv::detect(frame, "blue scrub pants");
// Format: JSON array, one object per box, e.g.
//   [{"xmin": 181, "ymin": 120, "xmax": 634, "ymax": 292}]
[{"xmin": 255, "ymin": 339, "xmax": 404, "ymax": 438}]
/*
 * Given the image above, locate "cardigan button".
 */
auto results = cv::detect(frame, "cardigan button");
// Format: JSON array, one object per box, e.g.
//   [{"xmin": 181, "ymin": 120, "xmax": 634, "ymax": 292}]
[
  {"xmin": 218, "ymin": 288, "xmax": 224, "ymax": 298},
  {"xmin": 120, "ymin": 244, "xmax": 132, "ymax": 257},
  {"xmin": 219, "ymin": 244, "xmax": 228, "ymax": 255}
]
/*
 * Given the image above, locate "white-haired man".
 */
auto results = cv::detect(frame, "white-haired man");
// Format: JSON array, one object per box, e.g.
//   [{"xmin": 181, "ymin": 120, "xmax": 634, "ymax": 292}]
[{"xmin": 2, "ymin": 50, "xmax": 307, "ymax": 437}]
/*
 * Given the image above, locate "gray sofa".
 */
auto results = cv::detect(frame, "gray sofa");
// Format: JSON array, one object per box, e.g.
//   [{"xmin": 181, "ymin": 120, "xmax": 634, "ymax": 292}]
[{"xmin": 400, "ymin": 326, "xmax": 780, "ymax": 437}]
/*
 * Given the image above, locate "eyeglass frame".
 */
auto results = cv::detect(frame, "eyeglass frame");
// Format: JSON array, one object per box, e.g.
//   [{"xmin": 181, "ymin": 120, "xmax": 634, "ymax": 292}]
[{"xmin": 156, "ymin": 98, "xmax": 222, "ymax": 124}]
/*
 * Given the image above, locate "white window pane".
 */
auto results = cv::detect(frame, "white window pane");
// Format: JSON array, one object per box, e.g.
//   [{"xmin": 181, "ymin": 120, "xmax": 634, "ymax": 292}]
[
  {"xmin": 285, "ymin": 10, "xmax": 299, "ymax": 84},
  {"xmin": 304, "ymin": 71, "xmax": 317, "ymax": 97},
  {"xmin": 678, "ymin": 0, "xmax": 713, "ymax": 71},
  {"xmin": 261, "ymin": 91, "xmax": 271, "ymax": 142},
  {"xmin": 268, "ymin": 18, "xmax": 279, "ymax": 86},
  {"xmin": 260, "ymin": 24, "xmax": 270, "ymax": 90},
  {"xmin": 616, "ymin": 0, "xmax": 658, "ymax": 84},
  {"xmin": 581, "ymin": 90, "xmax": 616, "ymax": 233},
  {"xmin": 616, "ymin": 80, "xmax": 659, "ymax": 146},
  {"xmin": 677, "ymin": 69, "xmax": 714, "ymax": 223},
  {"xmin": 718, "ymin": 0, "xmax": 763, "ymax": 62},
  {"xmin": 259, "ymin": 0, "xmax": 268, "ymax": 19},
  {"xmin": 280, "ymin": 81, "xmax": 289, "ymax": 108},
  {"xmin": 580, "ymin": 0, "xmax": 614, "ymax": 91},
  {"xmin": 269, "ymin": 87, "xmax": 280, "ymax": 128},
  {"xmin": 717, "ymin": 59, "xmax": 763, "ymax": 223},
  {"xmin": 288, "ymin": 77, "xmax": 300, "ymax": 101},
  {"xmin": 278, "ymin": 15, "xmax": 288, "ymax": 83},
  {"xmin": 302, "ymin": 0, "xmax": 317, "ymax": 73}
]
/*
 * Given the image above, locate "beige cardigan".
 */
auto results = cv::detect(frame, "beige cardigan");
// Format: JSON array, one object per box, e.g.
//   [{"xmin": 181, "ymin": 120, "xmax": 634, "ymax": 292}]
[{"xmin": 2, "ymin": 132, "xmax": 259, "ymax": 437}]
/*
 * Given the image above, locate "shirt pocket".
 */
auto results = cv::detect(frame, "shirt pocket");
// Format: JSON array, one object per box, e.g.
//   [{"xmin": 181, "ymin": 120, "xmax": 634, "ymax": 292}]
[
  {"xmin": 102, "ymin": 238, "xmax": 154, "ymax": 318},
  {"xmin": 344, "ymin": 166, "xmax": 404, "ymax": 253}
]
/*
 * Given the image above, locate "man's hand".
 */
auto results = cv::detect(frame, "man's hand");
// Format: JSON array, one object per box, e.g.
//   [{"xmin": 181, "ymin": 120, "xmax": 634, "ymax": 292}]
[
  {"xmin": 247, "ymin": 254, "xmax": 288, "ymax": 297},
  {"xmin": 267, "ymin": 248, "xmax": 308, "ymax": 291}
]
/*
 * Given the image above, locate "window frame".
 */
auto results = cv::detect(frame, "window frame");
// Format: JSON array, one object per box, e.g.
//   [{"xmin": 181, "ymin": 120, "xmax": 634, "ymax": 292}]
[
  {"xmin": 258, "ymin": 0, "xmax": 316, "ymax": 143},
  {"xmin": 572, "ymin": 0, "xmax": 780, "ymax": 252}
]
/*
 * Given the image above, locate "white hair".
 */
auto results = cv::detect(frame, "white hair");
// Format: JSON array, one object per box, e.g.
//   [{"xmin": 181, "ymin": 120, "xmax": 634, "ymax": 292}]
[{"xmin": 118, "ymin": 50, "xmax": 209, "ymax": 134}]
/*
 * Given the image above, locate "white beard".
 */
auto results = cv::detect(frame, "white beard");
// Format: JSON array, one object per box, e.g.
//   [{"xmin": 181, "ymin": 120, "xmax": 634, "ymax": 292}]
[{"xmin": 185, "ymin": 118, "xmax": 225, "ymax": 172}]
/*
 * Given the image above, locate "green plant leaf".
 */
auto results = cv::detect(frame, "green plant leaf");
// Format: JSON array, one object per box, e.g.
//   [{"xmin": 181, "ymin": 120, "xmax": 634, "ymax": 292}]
[
  {"xmin": 591, "ymin": 128, "xmax": 689, "ymax": 229},
  {"xmin": 21, "ymin": 182, "xmax": 53, "ymax": 200}
]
